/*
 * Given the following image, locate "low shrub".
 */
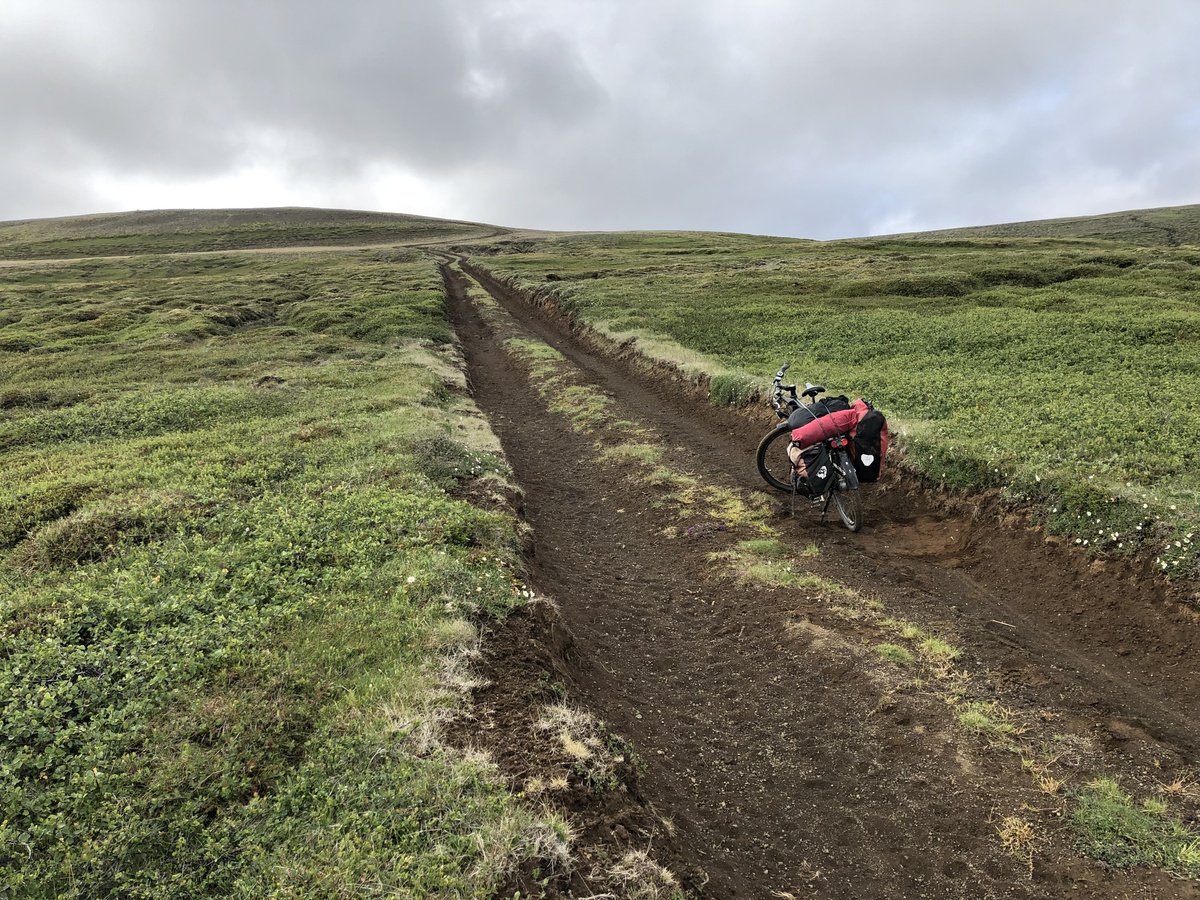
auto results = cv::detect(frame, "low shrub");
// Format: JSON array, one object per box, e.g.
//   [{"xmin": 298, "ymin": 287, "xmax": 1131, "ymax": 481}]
[
  {"xmin": 11, "ymin": 491, "xmax": 186, "ymax": 569},
  {"xmin": 708, "ymin": 373, "xmax": 758, "ymax": 408}
]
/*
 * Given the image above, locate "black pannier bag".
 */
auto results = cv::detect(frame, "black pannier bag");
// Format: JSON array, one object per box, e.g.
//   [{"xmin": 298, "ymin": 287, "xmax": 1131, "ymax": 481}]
[
  {"xmin": 801, "ymin": 442, "xmax": 834, "ymax": 496},
  {"xmin": 851, "ymin": 408, "xmax": 888, "ymax": 483}
]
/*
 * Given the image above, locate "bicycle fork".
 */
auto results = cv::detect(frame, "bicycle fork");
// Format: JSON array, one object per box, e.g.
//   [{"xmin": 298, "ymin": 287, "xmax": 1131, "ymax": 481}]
[{"xmin": 819, "ymin": 447, "xmax": 859, "ymax": 524}]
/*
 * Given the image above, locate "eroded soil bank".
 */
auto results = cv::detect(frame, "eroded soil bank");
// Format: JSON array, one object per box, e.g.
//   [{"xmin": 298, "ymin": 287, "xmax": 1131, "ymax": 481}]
[{"xmin": 443, "ymin": 258, "xmax": 1200, "ymax": 899}]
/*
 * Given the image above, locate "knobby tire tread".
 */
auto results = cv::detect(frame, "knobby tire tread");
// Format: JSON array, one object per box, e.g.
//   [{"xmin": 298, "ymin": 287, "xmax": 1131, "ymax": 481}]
[{"xmin": 832, "ymin": 487, "xmax": 862, "ymax": 532}]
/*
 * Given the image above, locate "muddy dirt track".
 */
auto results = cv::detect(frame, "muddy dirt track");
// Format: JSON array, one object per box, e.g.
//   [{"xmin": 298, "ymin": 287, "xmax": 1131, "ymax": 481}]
[{"xmin": 441, "ymin": 258, "xmax": 1200, "ymax": 899}]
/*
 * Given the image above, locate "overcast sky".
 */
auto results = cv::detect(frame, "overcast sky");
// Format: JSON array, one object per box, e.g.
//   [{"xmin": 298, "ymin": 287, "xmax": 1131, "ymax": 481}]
[{"xmin": 3, "ymin": 0, "xmax": 1199, "ymax": 239}]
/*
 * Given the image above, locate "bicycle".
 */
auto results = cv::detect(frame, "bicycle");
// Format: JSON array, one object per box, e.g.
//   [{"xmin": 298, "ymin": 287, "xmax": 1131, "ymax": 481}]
[{"xmin": 756, "ymin": 362, "xmax": 864, "ymax": 532}]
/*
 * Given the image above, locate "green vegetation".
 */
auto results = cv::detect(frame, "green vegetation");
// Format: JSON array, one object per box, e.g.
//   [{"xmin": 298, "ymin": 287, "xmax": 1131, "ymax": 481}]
[
  {"xmin": 0, "ymin": 235, "xmax": 552, "ymax": 896},
  {"xmin": 469, "ymin": 224, "xmax": 1200, "ymax": 582},
  {"xmin": 917, "ymin": 635, "xmax": 961, "ymax": 665},
  {"xmin": 708, "ymin": 372, "xmax": 758, "ymax": 407},
  {"xmin": 1072, "ymin": 778, "xmax": 1200, "ymax": 877},
  {"xmin": 873, "ymin": 643, "xmax": 915, "ymax": 665}
]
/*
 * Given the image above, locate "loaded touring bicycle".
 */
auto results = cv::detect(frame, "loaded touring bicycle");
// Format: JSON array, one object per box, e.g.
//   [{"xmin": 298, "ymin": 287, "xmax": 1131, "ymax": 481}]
[{"xmin": 756, "ymin": 363, "xmax": 888, "ymax": 532}]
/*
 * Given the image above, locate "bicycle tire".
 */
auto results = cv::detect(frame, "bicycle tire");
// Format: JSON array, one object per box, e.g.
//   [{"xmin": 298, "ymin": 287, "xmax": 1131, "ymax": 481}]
[
  {"xmin": 756, "ymin": 425, "xmax": 795, "ymax": 493},
  {"xmin": 830, "ymin": 486, "xmax": 862, "ymax": 532}
]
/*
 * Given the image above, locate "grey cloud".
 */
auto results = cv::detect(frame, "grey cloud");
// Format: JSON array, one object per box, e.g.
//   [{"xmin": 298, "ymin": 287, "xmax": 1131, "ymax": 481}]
[
  {"xmin": 2, "ymin": 0, "xmax": 1199, "ymax": 237},
  {"xmin": 2, "ymin": 1, "xmax": 602, "ymax": 188}
]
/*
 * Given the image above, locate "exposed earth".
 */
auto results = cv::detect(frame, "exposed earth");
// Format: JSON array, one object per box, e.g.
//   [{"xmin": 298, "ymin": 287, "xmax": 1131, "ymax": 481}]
[{"xmin": 441, "ymin": 256, "xmax": 1200, "ymax": 899}]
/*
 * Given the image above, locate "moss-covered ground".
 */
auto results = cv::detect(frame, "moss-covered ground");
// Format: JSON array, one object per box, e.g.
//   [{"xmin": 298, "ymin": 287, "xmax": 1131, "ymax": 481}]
[{"xmin": 0, "ymin": 236, "xmax": 563, "ymax": 897}]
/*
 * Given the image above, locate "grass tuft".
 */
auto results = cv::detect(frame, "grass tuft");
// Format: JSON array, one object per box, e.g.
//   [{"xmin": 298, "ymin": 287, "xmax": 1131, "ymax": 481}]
[
  {"xmin": 604, "ymin": 849, "xmax": 684, "ymax": 900},
  {"xmin": 997, "ymin": 815, "xmax": 1042, "ymax": 875},
  {"xmin": 874, "ymin": 643, "xmax": 915, "ymax": 665},
  {"xmin": 1072, "ymin": 777, "xmax": 1200, "ymax": 877},
  {"xmin": 919, "ymin": 636, "xmax": 961, "ymax": 664},
  {"xmin": 956, "ymin": 701, "xmax": 1021, "ymax": 740}
]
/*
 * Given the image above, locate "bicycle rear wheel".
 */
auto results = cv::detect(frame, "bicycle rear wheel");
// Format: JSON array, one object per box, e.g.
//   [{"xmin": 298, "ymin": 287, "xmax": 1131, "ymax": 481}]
[{"xmin": 756, "ymin": 425, "xmax": 795, "ymax": 493}]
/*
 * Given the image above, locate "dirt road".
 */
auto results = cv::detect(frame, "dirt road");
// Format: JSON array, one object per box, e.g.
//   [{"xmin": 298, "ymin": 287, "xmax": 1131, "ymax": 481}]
[{"xmin": 442, "ymin": 258, "xmax": 1200, "ymax": 899}]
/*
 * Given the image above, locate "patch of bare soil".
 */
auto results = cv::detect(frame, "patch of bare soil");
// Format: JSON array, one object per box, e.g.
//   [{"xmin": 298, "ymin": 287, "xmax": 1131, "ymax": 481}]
[{"xmin": 442, "ymin": 259, "xmax": 1200, "ymax": 899}]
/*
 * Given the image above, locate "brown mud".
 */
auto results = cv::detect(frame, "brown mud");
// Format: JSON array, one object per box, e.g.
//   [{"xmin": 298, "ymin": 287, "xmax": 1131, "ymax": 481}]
[{"xmin": 441, "ymin": 258, "xmax": 1200, "ymax": 899}]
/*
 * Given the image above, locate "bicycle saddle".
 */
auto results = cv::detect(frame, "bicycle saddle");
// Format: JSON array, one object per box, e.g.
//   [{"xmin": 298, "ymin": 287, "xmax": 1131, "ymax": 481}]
[{"xmin": 801, "ymin": 383, "xmax": 825, "ymax": 399}]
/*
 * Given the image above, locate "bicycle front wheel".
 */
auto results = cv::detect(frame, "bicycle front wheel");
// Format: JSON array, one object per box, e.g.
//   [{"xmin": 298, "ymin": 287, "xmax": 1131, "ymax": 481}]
[
  {"xmin": 756, "ymin": 425, "xmax": 794, "ymax": 493},
  {"xmin": 830, "ymin": 487, "xmax": 862, "ymax": 532}
]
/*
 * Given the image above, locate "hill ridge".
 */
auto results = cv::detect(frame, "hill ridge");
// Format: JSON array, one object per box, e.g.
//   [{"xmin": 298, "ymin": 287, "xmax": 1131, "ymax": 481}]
[{"xmin": 882, "ymin": 202, "xmax": 1200, "ymax": 246}]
